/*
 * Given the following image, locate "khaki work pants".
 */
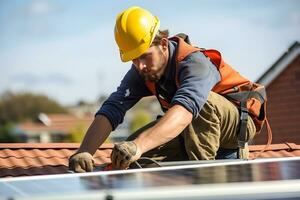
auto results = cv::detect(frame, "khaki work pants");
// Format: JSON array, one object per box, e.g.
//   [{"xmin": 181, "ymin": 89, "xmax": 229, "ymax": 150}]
[{"xmin": 127, "ymin": 91, "xmax": 256, "ymax": 161}]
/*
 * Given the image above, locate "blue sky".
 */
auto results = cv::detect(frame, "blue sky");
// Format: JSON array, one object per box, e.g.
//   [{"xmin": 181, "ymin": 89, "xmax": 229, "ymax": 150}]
[{"xmin": 0, "ymin": 0, "xmax": 299, "ymax": 105}]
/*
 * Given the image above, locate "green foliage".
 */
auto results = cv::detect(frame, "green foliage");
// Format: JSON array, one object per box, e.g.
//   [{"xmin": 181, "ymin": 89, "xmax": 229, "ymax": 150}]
[
  {"xmin": 0, "ymin": 122, "xmax": 22, "ymax": 143},
  {"xmin": 129, "ymin": 110, "xmax": 152, "ymax": 133},
  {"xmin": 0, "ymin": 91, "xmax": 68, "ymax": 124},
  {"xmin": 68, "ymin": 123, "xmax": 87, "ymax": 142}
]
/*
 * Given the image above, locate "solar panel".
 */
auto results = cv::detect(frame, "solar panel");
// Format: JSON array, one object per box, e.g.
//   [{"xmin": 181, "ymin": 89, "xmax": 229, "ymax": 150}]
[{"xmin": 1, "ymin": 157, "xmax": 300, "ymax": 200}]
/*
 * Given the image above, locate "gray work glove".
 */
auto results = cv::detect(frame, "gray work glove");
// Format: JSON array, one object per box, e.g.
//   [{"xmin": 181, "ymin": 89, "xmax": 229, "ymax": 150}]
[
  {"xmin": 68, "ymin": 152, "xmax": 95, "ymax": 173},
  {"xmin": 111, "ymin": 141, "xmax": 137, "ymax": 170}
]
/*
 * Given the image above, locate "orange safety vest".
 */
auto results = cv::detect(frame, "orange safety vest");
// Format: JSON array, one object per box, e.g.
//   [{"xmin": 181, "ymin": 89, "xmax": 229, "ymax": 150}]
[{"xmin": 145, "ymin": 36, "xmax": 267, "ymax": 135}]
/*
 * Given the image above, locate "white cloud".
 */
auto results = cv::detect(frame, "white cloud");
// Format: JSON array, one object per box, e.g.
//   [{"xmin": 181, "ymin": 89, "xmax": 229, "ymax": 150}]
[{"xmin": 25, "ymin": 0, "xmax": 58, "ymax": 16}]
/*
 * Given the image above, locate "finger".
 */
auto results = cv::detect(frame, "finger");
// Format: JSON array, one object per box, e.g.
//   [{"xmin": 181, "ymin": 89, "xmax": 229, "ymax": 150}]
[
  {"xmin": 115, "ymin": 152, "xmax": 122, "ymax": 169},
  {"xmin": 118, "ymin": 155, "xmax": 124, "ymax": 169},
  {"xmin": 120, "ymin": 154, "xmax": 131, "ymax": 169},
  {"xmin": 78, "ymin": 159, "xmax": 87, "ymax": 172},
  {"xmin": 85, "ymin": 159, "xmax": 93, "ymax": 172},
  {"xmin": 113, "ymin": 151, "xmax": 120, "ymax": 169},
  {"xmin": 68, "ymin": 159, "xmax": 75, "ymax": 171},
  {"xmin": 74, "ymin": 161, "xmax": 85, "ymax": 173},
  {"xmin": 120, "ymin": 159, "xmax": 130, "ymax": 169},
  {"xmin": 111, "ymin": 150, "xmax": 118, "ymax": 169},
  {"xmin": 92, "ymin": 158, "xmax": 95, "ymax": 167}
]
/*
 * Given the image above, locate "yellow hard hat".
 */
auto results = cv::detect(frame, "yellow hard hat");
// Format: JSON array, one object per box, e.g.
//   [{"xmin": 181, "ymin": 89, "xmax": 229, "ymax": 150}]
[{"xmin": 114, "ymin": 6, "xmax": 160, "ymax": 62}]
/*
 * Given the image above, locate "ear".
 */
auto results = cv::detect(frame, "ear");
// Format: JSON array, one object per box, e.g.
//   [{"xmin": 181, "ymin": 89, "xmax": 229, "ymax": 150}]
[{"xmin": 160, "ymin": 38, "xmax": 169, "ymax": 51}]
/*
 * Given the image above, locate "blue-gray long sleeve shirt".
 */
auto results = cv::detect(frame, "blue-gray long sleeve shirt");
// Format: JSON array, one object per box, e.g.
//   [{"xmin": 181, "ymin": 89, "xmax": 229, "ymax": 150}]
[{"xmin": 96, "ymin": 40, "xmax": 221, "ymax": 130}]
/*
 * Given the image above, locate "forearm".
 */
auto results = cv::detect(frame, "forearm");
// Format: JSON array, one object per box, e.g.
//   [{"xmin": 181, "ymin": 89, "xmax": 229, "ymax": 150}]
[
  {"xmin": 133, "ymin": 104, "xmax": 193, "ymax": 154},
  {"xmin": 77, "ymin": 115, "xmax": 112, "ymax": 155}
]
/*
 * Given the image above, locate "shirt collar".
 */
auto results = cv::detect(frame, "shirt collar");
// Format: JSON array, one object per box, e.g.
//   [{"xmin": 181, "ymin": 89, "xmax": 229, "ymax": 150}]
[{"xmin": 160, "ymin": 40, "xmax": 177, "ymax": 82}]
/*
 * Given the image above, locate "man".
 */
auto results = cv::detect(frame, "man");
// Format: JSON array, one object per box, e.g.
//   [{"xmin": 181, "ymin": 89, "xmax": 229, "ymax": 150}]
[{"xmin": 69, "ymin": 6, "xmax": 265, "ymax": 172}]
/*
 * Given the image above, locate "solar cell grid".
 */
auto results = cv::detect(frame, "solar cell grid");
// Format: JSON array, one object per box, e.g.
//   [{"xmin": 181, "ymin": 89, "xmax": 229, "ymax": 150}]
[{"xmin": 1, "ymin": 157, "xmax": 300, "ymax": 200}]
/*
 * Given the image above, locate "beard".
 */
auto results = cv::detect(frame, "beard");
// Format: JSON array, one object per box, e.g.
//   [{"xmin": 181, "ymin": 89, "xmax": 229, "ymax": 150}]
[
  {"xmin": 142, "ymin": 48, "xmax": 167, "ymax": 82},
  {"xmin": 143, "ymin": 74, "xmax": 160, "ymax": 82}
]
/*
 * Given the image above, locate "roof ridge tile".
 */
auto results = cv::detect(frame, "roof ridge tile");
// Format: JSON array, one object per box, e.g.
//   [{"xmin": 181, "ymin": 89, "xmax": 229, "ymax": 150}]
[
  {"xmin": 249, "ymin": 143, "xmax": 300, "ymax": 151},
  {"xmin": 0, "ymin": 143, "xmax": 114, "ymax": 149}
]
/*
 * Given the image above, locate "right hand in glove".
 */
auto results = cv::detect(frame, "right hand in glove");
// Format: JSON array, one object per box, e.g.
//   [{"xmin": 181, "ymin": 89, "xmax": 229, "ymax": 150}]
[
  {"xmin": 68, "ymin": 152, "xmax": 94, "ymax": 173},
  {"xmin": 111, "ymin": 141, "xmax": 140, "ymax": 170}
]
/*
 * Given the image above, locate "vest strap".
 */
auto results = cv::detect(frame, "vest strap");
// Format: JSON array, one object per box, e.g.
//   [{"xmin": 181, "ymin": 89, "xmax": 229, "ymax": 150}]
[
  {"xmin": 225, "ymin": 90, "xmax": 266, "ymax": 105},
  {"xmin": 238, "ymin": 101, "xmax": 249, "ymax": 148}
]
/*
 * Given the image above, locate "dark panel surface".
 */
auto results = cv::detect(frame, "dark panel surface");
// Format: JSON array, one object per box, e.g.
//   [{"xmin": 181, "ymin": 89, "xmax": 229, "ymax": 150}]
[{"xmin": 1, "ymin": 158, "xmax": 300, "ymax": 200}]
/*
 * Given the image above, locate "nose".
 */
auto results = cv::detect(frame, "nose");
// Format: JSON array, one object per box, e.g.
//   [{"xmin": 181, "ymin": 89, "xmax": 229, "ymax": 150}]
[{"xmin": 133, "ymin": 59, "xmax": 147, "ymax": 71}]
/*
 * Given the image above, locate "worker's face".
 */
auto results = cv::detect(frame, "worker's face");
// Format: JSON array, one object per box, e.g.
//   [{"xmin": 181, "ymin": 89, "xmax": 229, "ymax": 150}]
[{"xmin": 132, "ymin": 38, "xmax": 168, "ymax": 82}]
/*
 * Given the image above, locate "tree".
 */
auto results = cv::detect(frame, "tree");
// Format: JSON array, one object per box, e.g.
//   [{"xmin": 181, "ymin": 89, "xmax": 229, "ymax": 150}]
[
  {"xmin": 0, "ymin": 91, "xmax": 68, "ymax": 124},
  {"xmin": 0, "ymin": 122, "xmax": 23, "ymax": 142},
  {"xmin": 0, "ymin": 91, "xmax": 69, "ymax": 142},
  {"xmin": 129, "ymin": 110, "xmax": 152, "ymax": 133},
  {"xmin": 68, "ymin": 123, "xmax": 86, "ymax": 142}
]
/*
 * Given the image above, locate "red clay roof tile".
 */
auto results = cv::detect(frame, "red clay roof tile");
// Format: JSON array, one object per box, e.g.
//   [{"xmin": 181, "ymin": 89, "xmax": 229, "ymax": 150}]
[
  {"xmin": 0, "ymin": 166, "xmax": 69, "ymax": 177},
  {"xmin": 0, "ymin": 143, "xmax": 299, "ymax": 177},
  {"xmin": 249, "ymin": 142, "xmax": 300, "ymax": 158},
  {"xmin": 0, "ymin": 143, "xmax": 112, "ymax": 177}
]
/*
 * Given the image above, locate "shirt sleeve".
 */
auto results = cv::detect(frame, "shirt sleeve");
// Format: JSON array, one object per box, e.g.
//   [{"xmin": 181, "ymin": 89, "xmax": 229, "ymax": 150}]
[
  {"xmin": 96, "ymin": 65, "xmax": 152, "ymax": 130},
  {"xmin": 171, "ymin": 51, "xmax": 221, "ymax": 118}
]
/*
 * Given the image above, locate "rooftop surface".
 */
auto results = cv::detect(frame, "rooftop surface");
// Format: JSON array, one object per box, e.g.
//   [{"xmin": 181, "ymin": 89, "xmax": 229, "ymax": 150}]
[{"xmin": 1, "ymin": 142, "xmax": 300, "ymax": 178}]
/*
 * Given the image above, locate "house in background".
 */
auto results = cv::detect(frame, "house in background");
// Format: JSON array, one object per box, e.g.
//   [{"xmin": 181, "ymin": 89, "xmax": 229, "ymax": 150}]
[
  {"xmin": 255, "ymin": 41, "xmax": 300, "ymax": 144},
  {"xmin": 16, "ymin": 113, "xmax": 94, "ymax": 143},
  {"xmin": 13, "ymin": 101, "xmax": 100, "ymax": 143},
  {"xmin": 14, "ymin": 96, "xmax": 161, "ymax": 143}
]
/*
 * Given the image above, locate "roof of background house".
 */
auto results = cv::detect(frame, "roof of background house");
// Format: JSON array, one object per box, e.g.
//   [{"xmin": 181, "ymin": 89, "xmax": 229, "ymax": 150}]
[
  {"xmin": 0, "ymin": 143, "xmax": 300, "ymax": 178},
  {"xmin": 18, "ymin": 114, "xmax": 93, "ymax": 133},
  {"xmin": 257, "ymin": 41, "xmax": 300, "ymax": 85}
]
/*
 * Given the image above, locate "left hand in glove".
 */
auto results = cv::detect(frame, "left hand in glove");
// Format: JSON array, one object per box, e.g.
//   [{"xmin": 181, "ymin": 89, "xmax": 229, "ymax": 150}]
[{"xmin": 111, "ymin": 141, "xmax": 141, "ymax": 169}]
